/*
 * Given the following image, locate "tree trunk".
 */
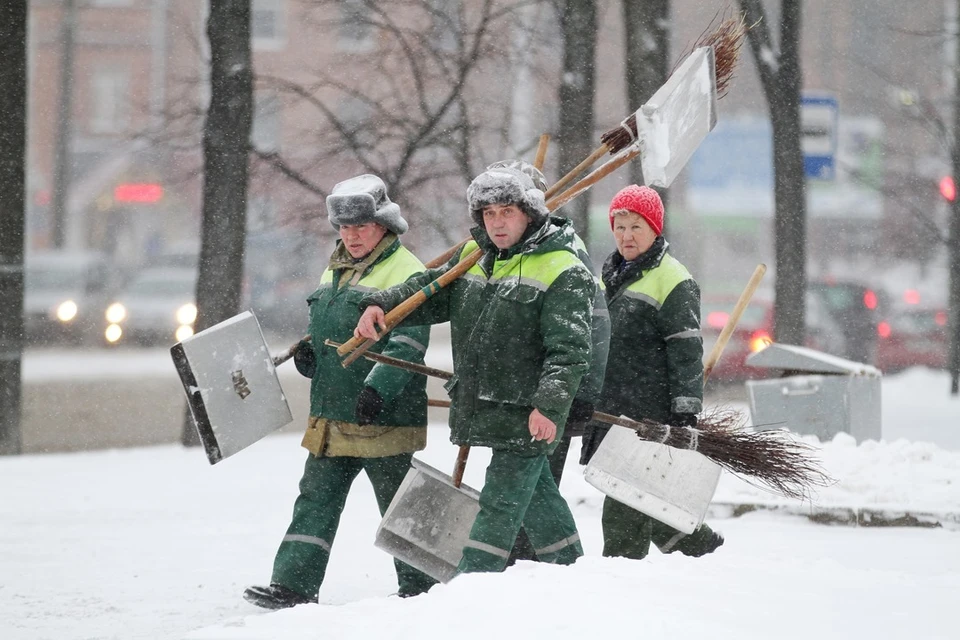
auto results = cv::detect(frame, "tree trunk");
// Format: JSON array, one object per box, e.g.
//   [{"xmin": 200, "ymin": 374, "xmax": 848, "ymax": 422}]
[
  {"xmin": 51, "ymin": 0, "xmax": 76, "ymax": 249},
  {"xmin": 950, "ymin": 0, "xmax": 960, "ymax": 394},
  {"xmin": 740, "ymin": 0, "xmax": 806, "ymax": 346},
  {"xmin": 621, "ymin": 0, "xmax": 670, "ymax": 232},
  {"xmin": 182, "ymin": 0, "xmax": 254, "ymax": 446},
  {"xmin": 557, "ymin": 0, "xmax": 597, "ymax": 244},
  {"xmin": 0, "ymin": 1, "xmax": 28, "ymax": 455}
]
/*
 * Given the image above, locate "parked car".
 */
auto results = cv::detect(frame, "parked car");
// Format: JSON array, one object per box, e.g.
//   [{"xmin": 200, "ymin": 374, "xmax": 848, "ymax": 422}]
[
  {"xmin": 103, "ymin": 267, "xmax": 197, "ymax": 346},
  {"xmin": 807, "ymin": 278, "xmax": 885, "ymax": 364},
  {"xmin": 701, "ymin": 295, "xmax": 774, "ymax": 382},
  {"xmin": 24, "ymin": 251, "xmax": 115, "ymax": 345},
  {"xmin": 702, "ymin": 291, "xmax": 849, "ymax": 383},
  {"xmin": 875, "ymin": 307, "xmax": 949, "ymax": 373}
]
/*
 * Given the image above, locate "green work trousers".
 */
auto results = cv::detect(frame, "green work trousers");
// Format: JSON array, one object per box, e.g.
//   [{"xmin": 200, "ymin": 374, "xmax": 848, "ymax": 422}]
[
  {"xmin": 458, "ymin": 449, "xmax": 583, "ymax": 574},
  {"xmin": 601, "ymin": 495, "xmax": 718, "ymax": 559},
  {"xmin": 272, "ymin": 453, "xmax": 437, "ymax": 598}
]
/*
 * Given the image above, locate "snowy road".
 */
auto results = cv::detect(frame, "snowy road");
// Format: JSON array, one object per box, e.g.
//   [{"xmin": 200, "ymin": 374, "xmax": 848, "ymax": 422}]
[{"xmin": 2, "ymin": 429, "xmax": 958, "ymax": 640}]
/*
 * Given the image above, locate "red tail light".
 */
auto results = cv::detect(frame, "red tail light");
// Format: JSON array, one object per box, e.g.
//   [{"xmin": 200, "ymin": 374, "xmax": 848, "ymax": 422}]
[
  {"xmin": 706, "ymin": 311, "xmax": 729, "ymax": 329},
  {"xmin": 878, "ymin": 321, "xmax": 891, "ymax": 338},
  {"xmin": 903, "ymin": 289, "xmax": 920, "ymax": 305},
  {"xmin": 863, "ymin": 290, "xmax": 878, "ymax": 310},
  {"xmin": 749, "ymin": 330, "xmax": 772, "ymax": 353},
  {"xmin": 935, "ymin": 311, "xmax": 948, "ymax": 326}
]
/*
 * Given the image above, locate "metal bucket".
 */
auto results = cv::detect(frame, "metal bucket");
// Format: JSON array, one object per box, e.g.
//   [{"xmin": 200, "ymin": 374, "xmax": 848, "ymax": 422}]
[
  {"xmin": 583, "ymin": 424, "xmax": 721, "ymax": 534},
  {"xmin": 375, "ymin": 458, "xmax": 480, "ymax": 583}
]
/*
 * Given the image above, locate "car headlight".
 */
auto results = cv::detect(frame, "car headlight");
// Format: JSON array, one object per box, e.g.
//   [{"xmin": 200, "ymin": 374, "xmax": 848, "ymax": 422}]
[
  {"xmin": 176, "ymin": 303, "xmax": 197, "ymax": 325},
  {"xmin": 175, "ymin": 325, "xmax": 194, "ymax": 342},
  {"xmin": 105, "ymin": 302, "xmax": 127, "ymax": 324},
  {"xmin": 56, "ymin": 300, "xmax": 78, "ymax": 322},
  {"xmin": 105, "ymin": 324, "xmax": 123, "ymax": 343}
]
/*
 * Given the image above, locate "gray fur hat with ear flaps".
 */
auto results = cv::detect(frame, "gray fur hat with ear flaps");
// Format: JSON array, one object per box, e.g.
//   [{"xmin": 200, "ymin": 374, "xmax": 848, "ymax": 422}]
[
  {"xmin": 466, "ymin": 166, "xmax": 549, "ymax": 227},
  {"xmin": 486, "ymin": 159, "xmax": 548, "ymax": 192},
  {"xmin": 326, "ymin": 174, "xmax": 408, "ymax": 235}
]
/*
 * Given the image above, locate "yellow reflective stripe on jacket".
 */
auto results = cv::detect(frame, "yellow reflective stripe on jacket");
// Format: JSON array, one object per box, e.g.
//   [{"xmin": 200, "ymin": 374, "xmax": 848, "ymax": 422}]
[
  {"xmin": 459, "ymin": 240, "xmax": 583, "ymax": 288},
  {"xmin": 623, "ymin": 253, "xmax": 693, "ymax": 307},
  {"xmin": 318, "ymin": 245, "xmax": 424, "ymax": 291}
]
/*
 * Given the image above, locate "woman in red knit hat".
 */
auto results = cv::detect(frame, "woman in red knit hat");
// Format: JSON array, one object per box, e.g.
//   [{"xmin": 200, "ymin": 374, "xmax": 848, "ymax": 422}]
[{"xmin": 580, "ymin": 184, "xmax": 724, "ymax": 560}]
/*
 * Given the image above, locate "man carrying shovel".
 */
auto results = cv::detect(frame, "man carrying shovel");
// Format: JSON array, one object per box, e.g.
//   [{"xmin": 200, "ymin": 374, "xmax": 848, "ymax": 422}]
[
  {"xmin": 355, "ymin": 165, "xmax": 594, "ymax": 574},
  {"xmin": 243, "ymin": 175, "xmax": 437, "ymax": 609},
  {"xmin": 581, "ymin": 184, "xmax": 724, "ymax": 559}
]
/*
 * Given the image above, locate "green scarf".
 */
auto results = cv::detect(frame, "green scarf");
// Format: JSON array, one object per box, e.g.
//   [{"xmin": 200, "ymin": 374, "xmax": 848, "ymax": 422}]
[{"xmin": 328, "ymin": 232, "xmax": 398, "ymax": 289}]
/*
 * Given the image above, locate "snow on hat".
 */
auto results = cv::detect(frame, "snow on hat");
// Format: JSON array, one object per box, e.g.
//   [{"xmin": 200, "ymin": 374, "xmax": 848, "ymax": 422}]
[
  {"xmin": 608, "ymin": 185, "xmax": 663, "ymax": 235},
  {"xmin": 486, "ymin": 159, "xmax": 548, "ymax": 192},
  {"xmin": 466, "ymin": 166, "xmax": 549, "ymax": 227},
  {"xmin": 326, "ymin": 174, "xmax": 408, "ymax": 235}
]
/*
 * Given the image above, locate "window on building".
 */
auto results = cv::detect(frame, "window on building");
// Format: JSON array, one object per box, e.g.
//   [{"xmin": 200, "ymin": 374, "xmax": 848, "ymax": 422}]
[
  {"xmin": 428, "ymin": 0, "xmax": 461, "ymax": 52},
  {"xmin": 90, "ymin": 67, "xmax": 130, "ymax": 134},
  {"xmin": 251, "ymin": 91, "xmax": 282, "ymax": 152},
  {"xmin": 252, "ymin": 0, "xmax": 286, "ymax": 50},
  {"xmin": 338, "ymin": 0, "xmax": 374, "ymax": 52}
]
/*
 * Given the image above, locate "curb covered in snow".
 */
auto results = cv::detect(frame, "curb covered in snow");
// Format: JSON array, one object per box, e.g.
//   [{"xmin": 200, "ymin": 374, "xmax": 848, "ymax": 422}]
[{"xmin": 709, "ymin": 502, "xmax": 960, "ymax": 530}]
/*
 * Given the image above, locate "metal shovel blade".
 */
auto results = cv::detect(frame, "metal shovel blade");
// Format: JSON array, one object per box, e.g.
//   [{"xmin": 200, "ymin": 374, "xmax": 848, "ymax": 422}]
[
  {"xmin": 170, "ymin": 310, "xmax": 293, "ymax": 464},
  {"xmin": 375, "ymin": 458, "xmax": 481, "ymax": 583},
  {"xmin": 583, "ymin": 424, "xmax": 721, "ymax": 534},
  {"xmin": 635, "ymin": 46, "xmax": 718, "ymax": 189}
]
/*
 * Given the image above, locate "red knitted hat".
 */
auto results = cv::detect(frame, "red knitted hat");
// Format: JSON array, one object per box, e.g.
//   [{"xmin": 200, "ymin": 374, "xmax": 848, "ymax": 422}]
[{"xmin": 608, "ymin": 185, "xmax": 663, "ymax": 235}]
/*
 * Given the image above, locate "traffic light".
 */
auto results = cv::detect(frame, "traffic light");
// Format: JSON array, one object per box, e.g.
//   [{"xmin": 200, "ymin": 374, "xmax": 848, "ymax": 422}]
[{"xmin": 939, "ymin": 176, "xmax": 956, "ymax": 202}]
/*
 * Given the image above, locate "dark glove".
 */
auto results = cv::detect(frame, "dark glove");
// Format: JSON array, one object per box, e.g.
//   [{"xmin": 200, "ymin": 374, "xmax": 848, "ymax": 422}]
[
  {"xmin": 567, "ymin": 399, "xmax": 595, "ymax": 425},
  {"xmin": 355, "ymin": 386, "xmax": 384, "ymax": 426},
  {"xmin": 667, "ymin": 413, "xmax": 698, "ymax": 428},
  {"xmin": 293, "ymin": 340, "xmax": 316, "ymax": 379}
]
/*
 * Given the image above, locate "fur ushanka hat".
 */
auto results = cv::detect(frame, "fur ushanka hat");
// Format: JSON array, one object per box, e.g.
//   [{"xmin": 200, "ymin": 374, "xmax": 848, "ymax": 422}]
[
  {"xmin": 466, "ymin": 166, "xmax": 549, "ymax": 227},
  {"xmin": 326, "ymin": 174, "xmax": 408, "ymax": 235}
]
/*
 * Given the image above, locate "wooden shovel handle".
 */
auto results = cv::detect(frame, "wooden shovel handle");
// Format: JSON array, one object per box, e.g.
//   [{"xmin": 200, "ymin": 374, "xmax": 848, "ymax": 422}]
[
  {"xmin": 703, "ymin": 264, "xmax": 767, "ymax": 382},
  {"xmin": 423, "ymin": 399, "xmax": 469, "ymax": 487},
  {"xmin": 544, "ymin": 144, "xmax": 609, "ymax": 200},
  {"xmin": 534, "ymin": 134, "xmax": 550, "ymax": 170},
  {"xmin": 324, "ymin": 340, "xmax": 453, "ymax": 380},
  {"xmin": 427, "ymin": 399, "xmax": 652, "ymax": 442},
  {"xmin": 452, "ymin": 445, "xmax": 470, "ymax": 488},
  {"xmin": 425, "ymin": 238, "xmax": 469, "ymax": 269},
  {"xmin": 272, "ymin": 334, "xmax": 311, "ymax": 367},
  {"xmin": 545, "ymin": 146, "xmax": 642, "ymax": 212},
  {"xmin": 337, "ymin": 248, "xmax": 484, "ymax": 362}
]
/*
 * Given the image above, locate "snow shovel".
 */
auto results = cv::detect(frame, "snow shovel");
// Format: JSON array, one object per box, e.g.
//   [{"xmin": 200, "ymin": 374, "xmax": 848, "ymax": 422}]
[
  {"xmin": 171, "ymin": 310, "xmax": 294, "ymax": 464},
  {"xmin": 317, "ymin": 339, "xmax": 482, "ymax": 582},
  {"xmin": 583, "ymin": 264, "xmax": 767, "ymax": 535}
]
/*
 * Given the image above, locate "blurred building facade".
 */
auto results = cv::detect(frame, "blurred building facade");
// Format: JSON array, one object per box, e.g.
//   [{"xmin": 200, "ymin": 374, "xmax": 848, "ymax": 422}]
[{"xmin": 25, "ymin": 0, "xmax": 952, "ymax": 299}]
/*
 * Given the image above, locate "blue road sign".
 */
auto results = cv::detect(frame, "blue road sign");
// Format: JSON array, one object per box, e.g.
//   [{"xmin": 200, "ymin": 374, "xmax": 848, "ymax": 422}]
[{"xmin": 801, "ymin": 93, "xmax": 839, "ymax": 180}]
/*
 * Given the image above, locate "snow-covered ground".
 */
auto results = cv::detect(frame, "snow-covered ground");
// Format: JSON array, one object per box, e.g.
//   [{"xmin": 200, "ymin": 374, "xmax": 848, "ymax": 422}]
[{"xmin": 2, "ymin": 364, "xmax": 959, "ymax": 640}]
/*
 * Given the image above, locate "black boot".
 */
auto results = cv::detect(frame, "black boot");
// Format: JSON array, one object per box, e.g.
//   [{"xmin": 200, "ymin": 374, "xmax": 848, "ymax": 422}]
[
  {"xmin": 243, "ymin": 583, "xmax": 314, "ymax": 610},
  {"xmin": 683, "ymin": 530, "xmax": 724, "ymax": 558}
]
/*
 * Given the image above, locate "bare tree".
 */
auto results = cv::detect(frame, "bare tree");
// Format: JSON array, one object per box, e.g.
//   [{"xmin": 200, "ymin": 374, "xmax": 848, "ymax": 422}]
[
  {"xmin": 247, "ymin": 0, "xmax": 557, "ymax": 253},
  {"xmin": 949, "ymin": 0, "xmax": 960, "ymax": 394},
  {"xmin": 182, "ymin": 0, "xmax": 254, "ymax": 447},
  {"xmin": 0, "ymin": 0, "xmax": 28, "ymax": 455},
  {"xmin": 555, "ymin": 0, "xmax": 597, "ymax": 242},
  {"xmin": 738, "ymin": 0, "xmax": 807, "ymax": 346},
  {"xmin": 622, "ymin": 0, "xmax": 669, "ymax": 227}
]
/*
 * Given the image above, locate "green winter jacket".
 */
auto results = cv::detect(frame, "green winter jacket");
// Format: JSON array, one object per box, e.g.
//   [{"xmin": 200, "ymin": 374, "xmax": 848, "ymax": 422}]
[
  {"xmin": 305, "ymin": 239, "xmax": 430, "ymax": 428},
  {"xmin": 582, "ymin": 237, "xmax": 703, "ymax": 462},
  {"xmin": 361, "ymin": 216, "xmax": 594, "ymax": 455}
]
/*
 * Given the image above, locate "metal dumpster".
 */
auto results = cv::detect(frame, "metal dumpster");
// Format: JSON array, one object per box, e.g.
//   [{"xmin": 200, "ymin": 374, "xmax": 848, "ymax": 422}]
[{"xmin": 745, "ymin": 343, "xmax": 882, "ymax": 443}]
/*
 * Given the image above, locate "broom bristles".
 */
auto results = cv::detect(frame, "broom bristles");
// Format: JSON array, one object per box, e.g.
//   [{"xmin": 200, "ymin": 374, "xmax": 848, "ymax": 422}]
[
  {"xmin": 600, "ymin": 12, "xmax": 748, "ymax": 154},
  {"xmin": 631, "ymin": 407, "xmax": 832, "ymax": 501}
]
